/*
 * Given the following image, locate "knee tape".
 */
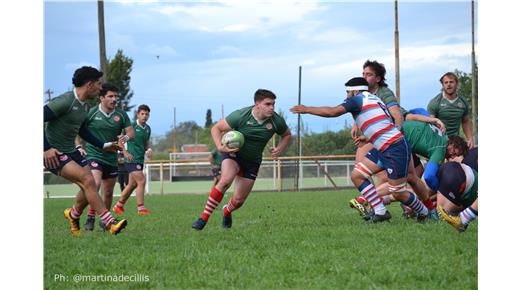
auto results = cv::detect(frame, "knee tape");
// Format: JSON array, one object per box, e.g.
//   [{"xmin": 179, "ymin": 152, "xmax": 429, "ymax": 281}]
[
  {"xmin": 388, "ymin": 182, "xmax": 407, "ymax": 193},
  {"xmin": 354, "ymin": 162, "xmax": 373, "ymax": 179}
]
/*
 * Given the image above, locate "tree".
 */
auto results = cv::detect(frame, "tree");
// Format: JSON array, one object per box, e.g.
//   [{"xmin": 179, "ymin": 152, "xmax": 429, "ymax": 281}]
[
  {"xmin": 455, "ymin": 64, "xmax": 478, "ymax": 137},
  {"xmin": 205, "ymin": 109, "xmax": 213, "ymax": 128},
  {"xmin": 106, "ymin": 49, "xmax": 134, "ymax": 112}
]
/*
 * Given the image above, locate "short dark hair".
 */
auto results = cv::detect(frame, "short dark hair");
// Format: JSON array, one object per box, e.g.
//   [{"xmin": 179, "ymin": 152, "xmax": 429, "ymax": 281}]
[
  {"xmin": 137, "ymin": 104, "xmax": 150, "ymax": 113},
  {"xmin": 439, "ymin": 72, "xmax": 459, "ymax": 84},
  {"xmin": 254, "ymin": 89, "xmax": 276, "ymax": 103},
  {"xmin": 363, "ymin": 60, "xmax": 387, "ymax": 87},
  {"xmin": 72, "ymin": 66, "xmax": 103, "ymax": 87},
  {"xmin": 447, "ymin": 135, "xmax": 469, "ymax": 158},
  {"xmin": 100, "ymin": 83, "xmax": 119, "ymax": 97}
]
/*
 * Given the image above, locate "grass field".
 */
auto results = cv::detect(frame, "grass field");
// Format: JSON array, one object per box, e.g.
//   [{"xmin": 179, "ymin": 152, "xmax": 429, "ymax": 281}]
[{"xmin": 44, "ymin": 190, "xmax": 477, "ymax": 289}]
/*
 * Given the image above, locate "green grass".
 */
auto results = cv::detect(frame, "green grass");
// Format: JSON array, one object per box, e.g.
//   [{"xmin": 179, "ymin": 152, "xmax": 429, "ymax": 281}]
[{"xmin": 44, "ymin": 190, "xmax": 477, "ymax": 289}]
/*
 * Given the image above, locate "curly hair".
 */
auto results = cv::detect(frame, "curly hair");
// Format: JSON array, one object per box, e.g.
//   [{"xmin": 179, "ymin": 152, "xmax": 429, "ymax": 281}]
[
  {"xmin": 447, "ymin": 135, "xmax": 469, "ymax": 158},
  {"xmin": 363, "ymin": 60, "xmax": 388, "ymax": 87}
]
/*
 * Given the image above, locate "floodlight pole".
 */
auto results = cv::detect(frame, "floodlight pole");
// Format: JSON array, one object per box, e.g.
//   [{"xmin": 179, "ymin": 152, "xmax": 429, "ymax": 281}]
[
  {"xmin": 471, "ymin": 0, "xmax": 477, "ymax": 145},
  {"xmin": 394, "ymin": 0, "xmax": 400, "ymax": 103},
  {"xmin": 97, "ymin": 0, "xmax": 108, "ymax": 80}
]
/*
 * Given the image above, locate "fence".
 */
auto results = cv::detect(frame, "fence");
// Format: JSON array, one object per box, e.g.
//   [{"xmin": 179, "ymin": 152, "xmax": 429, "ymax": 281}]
[{"xmin": 43, "ymin": 155, "xmax": 356, "ymax": 198}]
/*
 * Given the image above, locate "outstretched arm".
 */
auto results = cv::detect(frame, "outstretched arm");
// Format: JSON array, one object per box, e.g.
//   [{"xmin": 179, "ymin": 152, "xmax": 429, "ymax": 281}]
[{"xmin": 290, "ymin": 104, "xmax": 346, "ymax": 117}]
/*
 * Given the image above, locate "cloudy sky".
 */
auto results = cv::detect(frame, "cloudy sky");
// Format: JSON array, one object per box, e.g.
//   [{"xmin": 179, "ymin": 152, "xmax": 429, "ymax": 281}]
[{"xmin": 44, "ymin": 0, "xmax": 477, "ymax": 136}]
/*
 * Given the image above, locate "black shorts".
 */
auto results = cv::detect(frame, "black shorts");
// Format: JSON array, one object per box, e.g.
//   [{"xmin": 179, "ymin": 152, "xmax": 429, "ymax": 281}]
[
  {"xmin": 46, "ymin": 150, "xmax": 87, "ymax": 176},
  {"xmin": 222, "ymin": 153, "xmax": 260, "ymax": 180},
  {"xmin": 88, "ymin": 159, "xmax": 118, "ymax": 180},
  {"xmin": 125, "ymin": 163, "xmax": 144, "ymax": 173}
]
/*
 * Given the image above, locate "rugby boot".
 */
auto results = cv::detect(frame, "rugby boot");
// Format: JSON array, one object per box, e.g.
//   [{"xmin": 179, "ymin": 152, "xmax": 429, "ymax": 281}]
[
  {"xmin": 437, "ymin": 205, "xmax": 467, "ymax": 232},
  {"xmin": 366, "ymin": 210, "xmax": 392, "ymax": 223},
  {"xmin": 222, "ymin": 207, "xmax": 232, "ymax": 229},
  {"xmin": 192, "ymin": 218, "xmax": 207, "ymax": 231},
  {"xmin": 84, "ymin": 216, "xmax": 95, "ymax": 231},
  {"xmin": 349, "ymin": 198, "xmax": 368, "ymax": 217},
  {"xmin": 106, "ymin": 219, "xmax": 128, "ymax": 235},
  {"xmin": 63, "ymin": 208, "xmax": 80, "ymax": 237}
]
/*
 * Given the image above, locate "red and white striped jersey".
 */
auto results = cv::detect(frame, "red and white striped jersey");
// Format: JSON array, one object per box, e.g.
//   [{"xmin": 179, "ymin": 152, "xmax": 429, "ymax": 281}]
[{"xmin": 352, "ymin": 92, "xmax": 403, "ymax": 151}]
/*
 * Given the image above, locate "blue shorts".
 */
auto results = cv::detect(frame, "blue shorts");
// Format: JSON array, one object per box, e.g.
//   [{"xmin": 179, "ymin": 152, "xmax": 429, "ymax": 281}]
[
  {"xmin": 88, "ymin": 159, "xmax": 118, "ymax": 180},
  {"xmin": 365, "ymin": 138, "xmax": 411, "ymax": 180},
  {"xmin": 124, "ymin": 163, "xmax": 144, "ymax": 173},
  {"xmin": 222, "ymin": 153, "xmax": 260, "ymax": 180},
  {"xmin": 45, "ymin": 150, "xmax": 87, "ymax": 176}
]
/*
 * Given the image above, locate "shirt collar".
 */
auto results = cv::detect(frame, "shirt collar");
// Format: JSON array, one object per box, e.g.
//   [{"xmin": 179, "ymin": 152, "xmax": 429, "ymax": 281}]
[
  {"xmin": 73, "ymin": 88, "xmax": 86, "ymax": 105},
  {"xmin": 442, "ymin": 91, "xmax": 459, "ymax": 103},
  {"xmin": 98, "ymin": 104, "xmax": 115, "ymax": 118}
]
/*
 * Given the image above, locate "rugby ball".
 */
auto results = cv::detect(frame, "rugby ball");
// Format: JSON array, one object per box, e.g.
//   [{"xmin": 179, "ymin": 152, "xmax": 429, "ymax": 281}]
[{"xmin": 221, "ymin": 130, "xmax": 245, "ymax": 149}]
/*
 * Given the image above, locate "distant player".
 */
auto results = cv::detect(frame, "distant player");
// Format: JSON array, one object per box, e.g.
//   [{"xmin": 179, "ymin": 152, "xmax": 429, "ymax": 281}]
[
  {"xmin": 44, "ymin": 66, "xmax": 127, "ymax": 236},
  {"xmin": 209, "ymin": 147, "xmax": 223, "ymax": 186},
  {"xmin": 113, "ymin": 104, "xmax": 153, "ymax": 215},
  {"xmin": 192, "ymin": 89, "xmax": 292, "ymax": 230},
  {"xmin": 291, "ymin": 77, "xmax": 429, "ymax": 223},
  {"xmin": 76, "ymin": 83, "xmax": 134, "ymax": 231},
  {"xmin": 427, "ymin": 72, "xmax": 473, "ymax": 147}
]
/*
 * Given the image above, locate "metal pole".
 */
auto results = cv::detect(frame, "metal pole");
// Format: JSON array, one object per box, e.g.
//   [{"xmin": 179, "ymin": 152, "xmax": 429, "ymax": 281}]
[
  {"xmin": 173, "ymin": 107, "xmax": 177, "ymax": 152},
  {"xmin": 394, "ymin": 0, "xmax": 400, "ymax": 103},
  {"xmin": 471, "ymin": 0, "xmax": 477, "ymax": 145},
  {"xmin": 297, "ymin": 66, "xmax": 302, "ymax": 191},
  {"xmin": 97, "ymin": 0, "xmax": 108, "ymax": 79}
]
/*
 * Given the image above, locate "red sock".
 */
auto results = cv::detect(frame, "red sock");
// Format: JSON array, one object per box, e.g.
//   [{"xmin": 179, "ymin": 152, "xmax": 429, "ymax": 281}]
[
  {"xmin": 88, "ymin": 207, "xmax": 96, "ymax": 217},
  {"xmin": 138, "ymin": 203, "xmax": 146, "ymax": 211},
  {"xmin": 423, "ymin": 199, "xmax": 435, "ymax": 210},
  {"xmin": 201, "ymin": 186, "xmax": 224, "ymax": 221},
  {"xmin": 99, "ymin": 210, "xmax": 115, "ymax": 226},
  {"xmin": 223, "ymin": 198, "xmax": 239, "ymax": 217},
  {"xmin": 115, "ymin": 200, "xmax": 125, "ymax": 208},
  {"xmin": 70, "ymin": 206, "xmax": 82, "ymax": 219}
]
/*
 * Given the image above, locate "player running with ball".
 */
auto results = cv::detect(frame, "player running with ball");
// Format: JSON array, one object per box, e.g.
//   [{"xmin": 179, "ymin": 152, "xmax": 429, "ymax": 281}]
[{"xmin": 192, "ymin": 89, "xmax": 291, "ymax": 230}]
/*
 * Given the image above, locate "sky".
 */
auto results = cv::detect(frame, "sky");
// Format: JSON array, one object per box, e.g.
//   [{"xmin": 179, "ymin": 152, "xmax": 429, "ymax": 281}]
[{"xmin": 44, "ymin": 0, "xmax": 477, "ymax": 137}]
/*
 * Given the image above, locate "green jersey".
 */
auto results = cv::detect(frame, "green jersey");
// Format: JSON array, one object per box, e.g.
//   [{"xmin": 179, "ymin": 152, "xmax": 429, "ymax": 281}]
[
  {"xmin": 225, "ymin": 106, "xmax": 288, "ymax": 164},
  {"xmin": 460, "ymin": 165, "xmax": 478, "ymax": 207},
  {"xmin": 403, "ymin": 120, "xmax": 448, "ymax": 164},
  {"xmin": 84, "ymin": 105, "xmax": 131, "ymax": 166},
  {"xmin": 374, "ymin": 86, "xmax": 398, "ymax": 108},
  {"xmin": 45, "ymin": 91, "xmax": 90, "ymax": 153},
  {"xmin": 211, "ymin": 148, "xmax": 223, "ymax": 166},
  {"xmin": 427, "ymin": 93, "xmax": 469, "ymax": 136},
  {"xmin": 125, "ymin": 121, "xmax": 151, "ymax": 164}
]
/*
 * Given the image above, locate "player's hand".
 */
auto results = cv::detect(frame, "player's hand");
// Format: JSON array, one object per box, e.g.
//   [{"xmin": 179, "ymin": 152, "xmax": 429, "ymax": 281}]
[
  {"xmin": 432, "ymin": 118, "xmax": 446, "ymax": 134},
  {"xmin": 354, "ymin": 135, "xmax": 367, "ymax": 147},
  {"xmin": 466, "ymin": 139, "xmax": 474, "ymax": 149},
  {"xmin": 124, "ymin": 152, "xmax": 134, "ymax": 161},
  {"xmin": 351, "ymin": 123, "xmax": 359, "ymax": 139},
  {"xmin": 145, "ymin": 148, "xmax": 153, "ymax": 159},
  {"xmin": 271, "ymin": 146, "xmax": 282, "ymax": 158},
  {"xmin": 289, "ymin": 105, "xmax": 307, "ymax": 114},
  {"xmin": 218, "ymin": 144, "xmax": 239, "ymax": 154},
  {"xmin": 78, "ymin": 147, "xmax": 88, "ymax": 157},
  {"xmin": 118, "ymin": 134, "xmax": 130, "ymax": 144},
  {"xmin": 44, "ymin": 148, "xmax": 62, "ymax": 169},
  {"xmin": 103, "ymin": 141, "xmax": 122, "ymax": 153}
]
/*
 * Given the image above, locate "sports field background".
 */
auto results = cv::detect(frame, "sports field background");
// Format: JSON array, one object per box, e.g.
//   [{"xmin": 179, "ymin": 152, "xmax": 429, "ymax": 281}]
[{"xmin": 44, "ymin": 189, "xmax": 477, "ymax": 289}]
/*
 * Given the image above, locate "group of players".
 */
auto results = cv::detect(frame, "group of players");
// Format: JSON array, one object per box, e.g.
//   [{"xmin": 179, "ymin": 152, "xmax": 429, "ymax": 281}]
[
  {"xmin": 44, "ymin": 60, "xmax": 477, "ymax": 237},
  {"xmin": 44, "ymin": 67, "xmax": 153, "ymax": 236}
]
